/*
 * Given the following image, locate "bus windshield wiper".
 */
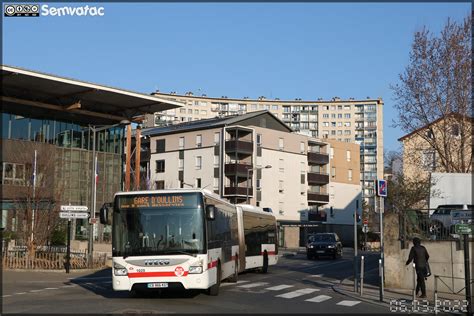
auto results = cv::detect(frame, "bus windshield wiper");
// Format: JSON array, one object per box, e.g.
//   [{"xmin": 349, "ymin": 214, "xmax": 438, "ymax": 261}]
[{"xmin": 160, "ymin": 250, "xmax": 196, "ymax": 256}]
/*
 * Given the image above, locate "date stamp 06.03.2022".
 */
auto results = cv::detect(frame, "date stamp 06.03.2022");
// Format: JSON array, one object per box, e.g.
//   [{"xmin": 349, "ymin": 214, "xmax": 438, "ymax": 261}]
[{"xmin": 389, "ymin": 299, "xmax": 470, "ymax": 313}]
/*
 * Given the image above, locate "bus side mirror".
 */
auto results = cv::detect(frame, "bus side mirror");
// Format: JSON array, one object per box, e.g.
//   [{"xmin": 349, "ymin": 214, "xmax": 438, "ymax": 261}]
[
  {"xmin": 206, "ymin": 205, "xmax": 216, "ymax": 221},
  {"xmin": 100, "ymin": 203, "xmax": 112, "ymax": 225}
]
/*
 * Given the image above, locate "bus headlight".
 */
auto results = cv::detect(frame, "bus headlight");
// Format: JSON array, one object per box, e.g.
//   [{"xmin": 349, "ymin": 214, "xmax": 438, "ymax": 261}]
[
  {"xmin": 188, "ymin": 266, "xmax": 203, "ymax": 274},
  {"xmin": 114, "ymin": 262, "xmax": 128, "ymax": 276}
]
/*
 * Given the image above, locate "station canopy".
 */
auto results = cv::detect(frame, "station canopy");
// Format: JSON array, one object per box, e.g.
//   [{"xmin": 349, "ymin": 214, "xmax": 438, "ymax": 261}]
[{"xmin": 1, "ymin": 65, "xmax": 183, "ymax": 126}]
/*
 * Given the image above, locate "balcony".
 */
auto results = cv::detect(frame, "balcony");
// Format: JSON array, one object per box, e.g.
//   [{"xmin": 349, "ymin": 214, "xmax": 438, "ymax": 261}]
[
  {"xmin": 224, "ymin": 163, "xmax": 252, "ymax": 177},
  {"xmin": 307, "ymin": 172, "xmax": 329, "ymax": 185},
  {"xmin": 307, "ymin": 192, "xmax": 329, "ymax": 204},
  {"xmin": 225, "ymin": 140, "xmax": 253, "ymax": 154},
  {"xmin": 224, "ymin": 186, "xmax": 252, "ymax": 196},
  {"xmin": 307, "ymin": 152, "xmax": 329, "ymax": 165}
]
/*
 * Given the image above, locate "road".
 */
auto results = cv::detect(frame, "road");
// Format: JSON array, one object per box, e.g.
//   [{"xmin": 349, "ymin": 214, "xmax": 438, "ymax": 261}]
[{"xmin": 2, "ymin": 250, "xmax": 390, "ymax": 314}]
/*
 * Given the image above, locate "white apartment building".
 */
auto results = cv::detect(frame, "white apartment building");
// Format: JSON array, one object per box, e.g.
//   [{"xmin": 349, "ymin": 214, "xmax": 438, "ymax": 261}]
[{"xmin": 142, "ymin": 111, "xmax": 361, "ymax": 247}]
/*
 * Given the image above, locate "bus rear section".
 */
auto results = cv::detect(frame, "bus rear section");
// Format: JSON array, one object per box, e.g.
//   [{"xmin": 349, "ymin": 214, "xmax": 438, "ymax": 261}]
[
  {"xmin": 105, "ymin": 190, "xmax": 239, "ymax": 296},
  {"xmin": 237, "ymin": 205, "xmax": 278, "ymax": 273}
]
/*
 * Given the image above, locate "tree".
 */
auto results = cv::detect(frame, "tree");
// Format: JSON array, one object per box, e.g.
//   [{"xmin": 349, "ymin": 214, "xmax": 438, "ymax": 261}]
[{"xmin": 391, "ymin": 16, "xmax": 472, "ymax": 173}]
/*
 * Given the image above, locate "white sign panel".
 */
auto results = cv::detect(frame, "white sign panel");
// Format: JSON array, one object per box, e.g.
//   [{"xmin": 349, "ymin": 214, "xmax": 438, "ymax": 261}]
[
  {"xmin": 60, "ymin": 212, "xmax": 89, "ymax": 219},
  {"xmin": 60, "ymin": 205, "xmax": 88, "ymax": 212}
]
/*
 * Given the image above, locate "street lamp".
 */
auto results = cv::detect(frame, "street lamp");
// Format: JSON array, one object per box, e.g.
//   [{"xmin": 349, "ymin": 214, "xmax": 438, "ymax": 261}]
[
  {"xmin": 246, "ymin": 165, "xmax": 272, "ymax": 204},
  {"xmin": 87, "ymin": 119, "xmax": 130, "ymax": 267}
]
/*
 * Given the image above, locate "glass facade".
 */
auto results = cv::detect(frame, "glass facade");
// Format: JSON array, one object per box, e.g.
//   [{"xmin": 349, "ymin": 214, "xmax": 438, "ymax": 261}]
[{"xmin": 1, "ymin": 112, "xmax": 125, "ymax": 241}]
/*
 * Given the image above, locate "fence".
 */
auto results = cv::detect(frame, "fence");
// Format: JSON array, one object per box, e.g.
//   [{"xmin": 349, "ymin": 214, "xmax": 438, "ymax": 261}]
[
  {"xmin": 2, "ymin": 248, "xmax": 107, "ymax": 270},
  {"xmin": 399, "ymin": 210, "xmax": 473, "ymax": 242}
]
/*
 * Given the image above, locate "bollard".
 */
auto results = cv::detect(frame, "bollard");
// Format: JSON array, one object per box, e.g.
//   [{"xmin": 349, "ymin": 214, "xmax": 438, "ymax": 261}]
[
  {"xmin": 360, "ymin": 255, "xmax": 365, "ymax": 296},
  {"xmin": 379, "ymin": 259, "xmax": 384, "ymax": 301},
  {"xmin": 412, "ymin": 263, "xmax": 416, "ymax": 302},
  {"xmin": 434, "ymin": 276, "xmax": 438, "ymax": 315}
]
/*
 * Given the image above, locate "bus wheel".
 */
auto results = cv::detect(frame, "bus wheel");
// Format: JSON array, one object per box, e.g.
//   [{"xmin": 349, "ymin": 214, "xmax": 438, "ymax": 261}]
[
  {"xmin": 208, "ymin": 262, "xmax": 221, "ymax": 296},
  {"xmin": 228, "ymin": 256, "xmax": 238, "ymax": 283},
  {"xmin": 261, "ymin": 252, "xmax": 268, "ymax": 274}
]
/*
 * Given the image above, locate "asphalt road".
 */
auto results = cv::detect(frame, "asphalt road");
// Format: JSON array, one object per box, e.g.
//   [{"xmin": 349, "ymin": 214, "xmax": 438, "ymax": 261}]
[{"xmin": 2, "ymin": 250, "xmax": 390, "ymax": 314}]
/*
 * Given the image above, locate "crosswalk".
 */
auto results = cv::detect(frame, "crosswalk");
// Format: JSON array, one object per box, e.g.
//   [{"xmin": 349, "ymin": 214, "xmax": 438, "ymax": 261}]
[{"xmin": 224, "ymin": 279, "xmax": 361, "ymax": 307}]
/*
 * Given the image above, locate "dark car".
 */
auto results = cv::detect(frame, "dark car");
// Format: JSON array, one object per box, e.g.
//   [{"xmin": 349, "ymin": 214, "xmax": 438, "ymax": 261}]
[{"xmin": 306, "ymin": 233, "xmax": 343, "ymax": 260}]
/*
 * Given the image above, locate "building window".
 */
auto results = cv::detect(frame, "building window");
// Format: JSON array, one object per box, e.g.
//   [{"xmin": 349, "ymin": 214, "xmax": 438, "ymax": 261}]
[
  {"xmin": 337, "ymin": 122, "xmax": 343, "ymax": 127},
  {"xmin": 256, "ymin": 179, "xmax": 261, "ymax": 189},
  {"xmin": 337, "ymin": 105, "xmax": 343, "ymax": 110},
  {"xmin": 194, "ymin": 109, "xmax": 199, "ymax": 115},
  {"xmin": 279, "ymin": 159, "xmax": 284, "ymax": 172},
  {"xmin": 300, "ymin": 142, "xmax": 305, "ymax": 154},
  {"xmin": 201, "ymin": 110, "xmax": 207, "ymax": 115},
  {"xmin": 180, "ymin": 108, "xmax": 186, "ymax": 114},
  {"xmin": 279, "ymin": 180, "xmax": 284, "ymax": 193},
  {"xmin": 323, "ymin": 122, "xmax": 329, "ymax": 127},
  {"xmin": 188, "ymin": 109, "xmax": 193, "ymax": 114},
  {"xmin": 196, "ymin": 178, "xmax": 202, "ymax": 188},
  {"xmin": 331, "ymin": 167, "xmax": 336, "ymax": 178},
  {"xmin": 330, "ymin": 148, "xmax": 334, "ymax": 159},
  {"xmin": 344, "ymin": 113, "xmax": 351, "ymax": 119},
  {"xmin": 156, "ymin": 139, "xmax": 165, "ymax": 153},
  {"xmin": 451, "ymin": 124, "xmax": 460, "ymax": 137},
  {"xmin": 179, "ymin": 137, "xmax": 185, "ymax": 149},
  {"xmin": 155, "ymin": 180, "xmax": 165, "ymax": 190},
  {"xmin": 322, "ymin": 114, "xmax": 329, "ymax": 118},
  {"xmin": 196, "ymin": 134, "xmax": 202, "ymax": 147},
  {"xmin": 257, "ymin": 134, "xmax": 262, "ymax": 146},
  {"xmin": 1, "ymin": 162, "xmax": 26, "ymax": 186},
  {"xmin": 331, "ymin": 114, "xmax": 336, "ymax": 118},
  {"xmin": 344, "ymin": 122, "xmax": 351, "ymax": 127},
  {"xmin": 213, "ymin": 155, "xmax": 219, "ymax": 167},
  {"xmin": 214, "ymin": 132, "xmax": 220, "ymax": 145},
  {"xmin": 422, "ymin": 150, "xmax": 436, "ymax": 171},
  {"xmin": 348, "ymin": 169, "xmax": 353, "ymax": 181},
  {"xmin": 278, "ymin": 138, "xmax": 284, "ymax": 150},
  {"xmin": 331, "ymin": 122, "xmax": 336, "ymax": 127},
  {"xmin": 155, "ymin": 160, "xmax": 165, "ymax": 173},
  {"xmin": 272, "ymin": 105, "xmax": 279, "ymax": 111},
  {"xmin": 179, "ymin": 159, "xmax": 184, "ymax": 170},
  {"xmin": 331, "ymin": 130, "xmax": 336, "ymax": 135},
  {"xmin": 346, "ymin": 150, "xmax": 351, "ymax": 161},
  {"xmin": 195, "ymin": 156, "xmax": 202, "ymax": 169},
  {"xmin": 337, "ymin": 130, "xmax": 343, "ymax": 135},
  {"xmin": 344, "ymin": 105, "xmax": 351, "ymax": 110},
  {"xmin": 338, "ymin": 114, "xmax": 343, "ymax": 118},
  {"xmin": 344, "ymin": 130, "xmax": 351, "ymax": 135}
]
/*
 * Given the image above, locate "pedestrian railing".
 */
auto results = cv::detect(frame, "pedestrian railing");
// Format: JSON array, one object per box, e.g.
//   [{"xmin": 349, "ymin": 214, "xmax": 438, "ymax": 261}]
[
  {"xmin": 1, "ymin": 249, "xmax": 107, "ymax": 270},
  {"xmin": 433, "ymin": 275, "xmax": 473, "ymax": 315}
]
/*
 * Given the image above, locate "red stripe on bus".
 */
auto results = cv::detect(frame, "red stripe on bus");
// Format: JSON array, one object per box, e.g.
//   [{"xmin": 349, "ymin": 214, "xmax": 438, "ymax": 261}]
[
  {"xmin": 128, "ymin": 271, "xmax": 189, "ymax": 278},
  {"xmin": 207, "ymin": 260, "xmax": 218, "ymax": 269},
  {"xmin": 261, "ymin": 251, "xmax": 276, "ymax": 255}
]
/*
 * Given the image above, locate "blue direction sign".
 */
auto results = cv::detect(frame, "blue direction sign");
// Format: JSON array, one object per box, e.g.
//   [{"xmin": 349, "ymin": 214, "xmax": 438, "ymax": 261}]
[{"xmin": 376, "ymin": 179, "xmax": 387, "ymax": 197}]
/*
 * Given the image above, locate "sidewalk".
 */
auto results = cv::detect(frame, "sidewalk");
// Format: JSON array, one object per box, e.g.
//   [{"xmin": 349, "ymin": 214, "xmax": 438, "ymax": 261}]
[{"xmin": 333, "ymin": 277, "xmax": 468, "ymax": 308}]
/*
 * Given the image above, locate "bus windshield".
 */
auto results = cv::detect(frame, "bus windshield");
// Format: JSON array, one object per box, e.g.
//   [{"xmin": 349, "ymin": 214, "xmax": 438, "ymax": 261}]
[{"xmin": 112, "ymin": 193, "xmax": 205, "ymax": 257}]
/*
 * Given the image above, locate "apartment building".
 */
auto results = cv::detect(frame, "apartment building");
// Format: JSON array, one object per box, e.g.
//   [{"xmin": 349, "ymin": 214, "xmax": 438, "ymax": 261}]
[
  {"xmin": 145, "ymin": 92, "xmax": 382, "ymax": 210},
  {"xmin": 142, "ymin": 111, "xmax": 361, "ymax": 247}
]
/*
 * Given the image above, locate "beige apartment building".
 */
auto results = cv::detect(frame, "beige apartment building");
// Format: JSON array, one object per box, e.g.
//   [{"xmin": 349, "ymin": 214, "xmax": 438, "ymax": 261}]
[
  {"xmin": 144, "ymin": 92, "xmax": 382, "ymax": 210},
  {"xmin": 142, "ymin": 111, "xmax": 361, "ymax": 247}
]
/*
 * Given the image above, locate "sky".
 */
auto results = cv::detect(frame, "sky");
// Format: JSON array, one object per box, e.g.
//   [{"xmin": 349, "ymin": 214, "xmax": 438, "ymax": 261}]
[{"xmin": 2, "ymin": 2, "xmax": 470, "ymax": 152}]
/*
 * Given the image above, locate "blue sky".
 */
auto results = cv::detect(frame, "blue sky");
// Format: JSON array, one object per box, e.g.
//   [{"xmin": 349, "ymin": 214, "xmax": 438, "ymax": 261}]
[{"xmin": 3, "ymin": 2, "xmax": 470, "ymax": 151}]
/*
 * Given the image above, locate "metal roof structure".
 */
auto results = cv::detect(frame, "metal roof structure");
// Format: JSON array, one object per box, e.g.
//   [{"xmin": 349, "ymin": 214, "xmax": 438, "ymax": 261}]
[
  {"xmin": 1, "ymin": 65, "xmax": 183, "ymax": 126},
  {"xmin": 141, "ymin": 110, "xmax": 292, "ymax": 136}
]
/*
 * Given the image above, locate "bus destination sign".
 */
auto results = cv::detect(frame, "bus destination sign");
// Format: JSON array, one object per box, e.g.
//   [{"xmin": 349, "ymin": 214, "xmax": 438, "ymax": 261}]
[{"xmin": 118, "ymin": 194, "xmax": 199, "ymax": 209}]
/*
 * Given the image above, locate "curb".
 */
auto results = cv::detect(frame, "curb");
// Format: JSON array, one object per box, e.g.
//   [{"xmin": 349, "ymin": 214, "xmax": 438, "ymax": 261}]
[{"xmin": 332, "ymin": 284, "xmax": 391, "ymax": 308}]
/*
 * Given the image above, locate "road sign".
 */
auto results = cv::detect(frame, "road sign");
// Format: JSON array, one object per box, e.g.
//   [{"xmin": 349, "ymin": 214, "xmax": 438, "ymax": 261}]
[
  {"xmin": 362, "ymin": 226, "xmax": 369, "ymax": 233},
  {"xmin": 376, "ymin": 179, "xmax": 387, "ymax": 197},
  {"xmin": 455, "ymin": 224, "xmax": 473, "ymax": 235},
  {"xmin": 60, "ymin": 212, "xmax": 90, "ymax": 219},
  {"xmin": 60, "ymin": 205, "xmax": 88, "ymax": 212},
  {"xmin": 363, "ymin": 219, "xmax": 368, "ymax": 225},
  {"xmin": 89, "ymin": 218, "xmax": 97, "ymax": 224}
]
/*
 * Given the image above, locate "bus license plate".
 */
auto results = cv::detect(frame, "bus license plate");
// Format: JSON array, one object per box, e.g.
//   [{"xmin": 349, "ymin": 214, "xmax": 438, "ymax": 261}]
[
  {"xmin": 316, "ymin": 250, "xmax": 325, "ymax": 254},
  {"xmin": 147, "ymin": 282, "xmax": 168, "ymax": 288}
]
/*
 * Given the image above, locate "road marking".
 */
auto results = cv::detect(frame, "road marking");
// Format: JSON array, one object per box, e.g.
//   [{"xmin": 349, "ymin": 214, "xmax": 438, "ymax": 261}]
[
  {"xmin": 30, "ymin": 289, "xmax": 44, "ymax": 292},
  {"xmin": 337, "ymin": 300, "xmax": 361, "ymax": 307},
  {"xmin": 301, "ymin": 262, "xmax": 312, "ymax": 266},
  {"xmin": 237, "ymin": 282, "xmax": 269, "ymax": 288},
  {"xmin": 2, "ymin": 295, "xmax": 12, "ymax": 298},
  {"xmin": 44, "ymin": 287, "xmax": 59, "ymax": 290},
  {"xmin": 276, "ymin": 288, "xmax": 320, "ymax": 299},
  {"xmin": 309, "ymin": 274, "xmax": 324, "ymax": 278},
  {"xmin": 15, "ymin": 292, "xmax": 27, "ymax": 295},
  {"xmin": 265, "ymin": 284, "xmax": 294, "ymax": 291},
  {"xmin": 305, "ymin": 295, "xmax": 332, "ymax": 303},
  {"xmin": 221, "ymin": 280, "xmax": 250, "ymax": 287},
  {"xmin": 61, "ymin": 285, "xmax": 76, "ymax": 288}
]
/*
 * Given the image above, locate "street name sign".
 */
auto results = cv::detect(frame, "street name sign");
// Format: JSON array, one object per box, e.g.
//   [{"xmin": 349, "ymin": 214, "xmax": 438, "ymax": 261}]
[
  {"xmin": 60, "ymin": 205, "xmax": 88, "ymax": 212},
  {"xmin": 455, "ymin": 224, "xmax": 473, "ymax": 235},
  {"xmin": 60, "ymin": 212, "xmax": 90, "ymax": 219}
]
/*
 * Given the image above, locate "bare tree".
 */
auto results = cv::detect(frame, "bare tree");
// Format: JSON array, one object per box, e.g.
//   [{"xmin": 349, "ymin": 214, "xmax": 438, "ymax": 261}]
[
  {"xmin": 11, "ymin": 144, "xmax": 65, "ymax": 258},
  {"xmin": 391, "ymin": 16, "xmax": 472, "ymax": 173}
]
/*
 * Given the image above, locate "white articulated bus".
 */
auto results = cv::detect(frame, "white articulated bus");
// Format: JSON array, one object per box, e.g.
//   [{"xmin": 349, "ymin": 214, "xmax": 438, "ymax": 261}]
[{"xmin": 100, "ymin": 189, "xmax": 278, "ymax": 296}]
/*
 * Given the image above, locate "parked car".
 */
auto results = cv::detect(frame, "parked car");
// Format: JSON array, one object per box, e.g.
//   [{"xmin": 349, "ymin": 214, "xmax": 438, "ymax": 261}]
[
  {"xmin": 306, "ymin": 233, "xmax": 343, "ymax": 260},
  {"xmin": 429, "ymin": 204, "xmax": 473, "ymax": 235}
]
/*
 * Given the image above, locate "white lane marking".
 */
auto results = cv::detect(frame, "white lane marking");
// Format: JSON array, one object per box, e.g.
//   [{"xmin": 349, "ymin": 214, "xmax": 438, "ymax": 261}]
[
  {"xmin": 15, "ymin": 292, "xmax": 27, "ymax": 295},
  {"xmin": 222, "ymin": 280, "xmax": 250, "ymax": 287},
  {"xmin": 265, "ymin": 284, "xmax": 294, "ymax": 291},
  {"xmin": 276, "ymin": 288, "xmax": 320, "ymax": 299},
  {"xmin": 301, "ymin": 262, "xmax": 312, "ymax": 266},
  {"xmin": 61, "ymin": 285, "xmax": 76, "ymax": 288},
  {"xmin": 305, "ymin": 295, "xmax": 332, "ymax": 303},
  {"xmin": 237, "ymin": 282, "xmax": 269, "ymax": 288},
  {"xmin": 44, "ymin": 287, "xmax": 59, "ymax": 290},
  {"xmin": 309, "ymin": 274, "xmax": 324, "ymax": 278},
  {"xmin": 337, "ymin": 300, "xmax": 361, "ymax": 306},
  {"xmin": 30, "ymin": 289, "xmax": 44, "ymax": 292},
  {"xmin": 2, "ymin": 295, "xmax": 12, "ymax": 297}
]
